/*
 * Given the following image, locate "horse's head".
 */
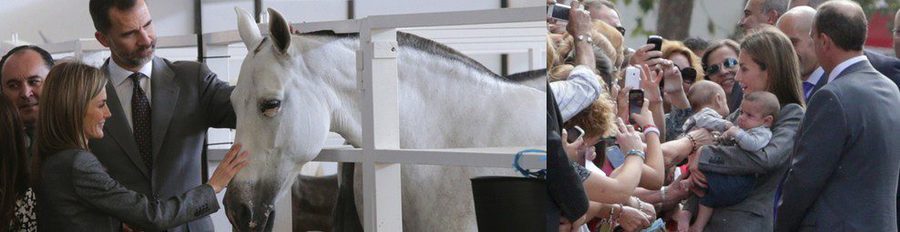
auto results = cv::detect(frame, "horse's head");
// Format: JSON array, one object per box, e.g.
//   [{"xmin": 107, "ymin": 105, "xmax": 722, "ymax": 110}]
[{"xmin": 225, "ymin": 7, "xmax": 332, "ymax": 231}]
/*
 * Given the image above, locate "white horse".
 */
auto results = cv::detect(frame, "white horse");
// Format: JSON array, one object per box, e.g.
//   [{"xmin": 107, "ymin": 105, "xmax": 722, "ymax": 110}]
[{"xmin": 224, "ymin": 8, "xmax": 545, "ymax": 231}]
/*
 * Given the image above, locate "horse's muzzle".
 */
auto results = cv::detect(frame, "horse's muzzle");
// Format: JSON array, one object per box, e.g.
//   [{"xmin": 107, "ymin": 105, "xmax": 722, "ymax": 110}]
[
  {"xmin": 259, "ymin": 99, "xmax": 282, "ymax": 117},
  {"xmin": 225, "ymin": 186, "xmax": 277, "ymax": 232}
]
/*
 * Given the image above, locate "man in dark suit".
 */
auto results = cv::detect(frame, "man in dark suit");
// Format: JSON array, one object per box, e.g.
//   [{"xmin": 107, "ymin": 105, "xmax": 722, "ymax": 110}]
[
  {"xmin": 809, "ymin": 50, "xmax": 900, "ymax": 97},
  {"xmin": 776, "ymin": 1, "xmax": 900, "ymax": 231},
  {"xmin": 87, "ymin": 0, "xmax": 236, "ymax": 231},
  {"xmin": 893, "ymin": 8, "xmax": 899, "ymax": 58},
  {"xmin": 547, "ymin": 84, "xmax": 589, "ymax": 232},
  {"xmin": 864, "ymin": 49, "xmax": 900, "ymax": 86}
]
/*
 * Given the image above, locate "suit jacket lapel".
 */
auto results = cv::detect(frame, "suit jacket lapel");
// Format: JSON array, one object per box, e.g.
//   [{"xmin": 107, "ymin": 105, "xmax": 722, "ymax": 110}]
[
  {"xmin": 811, "ymin": 72, "xmax": 828, "ymax": 95},
  {"xmin": 150, "ymin": 57, "xmax": 180, "ymax": 164},
  {"xmin": 101, "ymin": 60, "xmax": 151, "ymax": 178}
]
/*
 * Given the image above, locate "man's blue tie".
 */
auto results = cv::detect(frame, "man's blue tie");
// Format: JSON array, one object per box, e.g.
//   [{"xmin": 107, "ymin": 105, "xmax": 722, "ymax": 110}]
[{"xmin": 803, "ymin": 81, "xmax": 815, "ymax": 101}]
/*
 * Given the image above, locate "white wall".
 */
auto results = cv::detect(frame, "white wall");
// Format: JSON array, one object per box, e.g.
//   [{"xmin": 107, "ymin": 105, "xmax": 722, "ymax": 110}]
[
  {"xmin": 1, "ymin": 0, "xmax": 544, "ymax": 74},
  {"xmin": 0, "ymin": 0, "xmax": 194, "ymax": 52}
]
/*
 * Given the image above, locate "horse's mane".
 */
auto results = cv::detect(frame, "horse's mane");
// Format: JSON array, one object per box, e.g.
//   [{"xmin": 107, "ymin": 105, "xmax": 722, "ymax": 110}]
[
  {"xmin": 505, "ymin": 69, "xmax": 547, "ymax": 82},
  {"xmin": 395, "ymin": 32, "xmax": 503, "ymax": 80},
  {"xmin": 297, "ymin": 30, "xmax": 540, "ymax": 85}
]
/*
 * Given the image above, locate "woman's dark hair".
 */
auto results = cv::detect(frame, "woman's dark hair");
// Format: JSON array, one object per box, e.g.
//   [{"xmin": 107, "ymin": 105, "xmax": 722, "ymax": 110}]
[
  {"xmin": 89, "ymin": 0, "xmax": 139, "ymax": 34},
  {"xmin": 0, "ymin": 96, "xmax": 29, "ymax": 227}
]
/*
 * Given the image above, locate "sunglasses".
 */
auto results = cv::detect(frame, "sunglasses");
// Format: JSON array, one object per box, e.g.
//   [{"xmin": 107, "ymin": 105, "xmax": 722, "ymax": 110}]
[
  {"xmin": 616, "ymin": 26, "xmax": 626, "ymax": 36},
  {"xmin": 680, "ymin": 67, "xmax": 697, "ymax": 84},
  {"xmin": 704, "ymin": 57, "xmax": 738, "ymax": 76}
]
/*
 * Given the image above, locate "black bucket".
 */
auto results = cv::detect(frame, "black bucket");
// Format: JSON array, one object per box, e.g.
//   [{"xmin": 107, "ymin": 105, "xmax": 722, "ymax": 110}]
[{"xmin": 471, "ymin": 176, "xmax": 547, "ymax": 232}]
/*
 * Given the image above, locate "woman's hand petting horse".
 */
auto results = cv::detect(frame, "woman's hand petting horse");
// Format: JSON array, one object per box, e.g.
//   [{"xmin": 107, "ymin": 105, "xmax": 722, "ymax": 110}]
[{"xmin": 208, "ymin": 143, "xmax": 251, "ymax": 193}]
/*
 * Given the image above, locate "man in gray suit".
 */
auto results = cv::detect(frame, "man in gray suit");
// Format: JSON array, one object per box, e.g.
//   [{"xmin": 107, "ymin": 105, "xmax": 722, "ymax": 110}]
[
  {"xmin": 87, "ymin": 0, "xmax": 236, "ymax": 231},
  {"xmin": 776, "ymin": 1, "xmax": 900, "ymax": 231}
]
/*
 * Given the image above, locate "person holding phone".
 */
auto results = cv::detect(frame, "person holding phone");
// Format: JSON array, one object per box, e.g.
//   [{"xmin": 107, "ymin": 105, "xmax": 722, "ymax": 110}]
[
  {"xmin": 547, "ymin": 1, "xmax": 603, "ymax": 231},
  {"xmin": 548, "ymin": 0, "xmax": 603, "ymax": 123},
  {"xmin": 34, "ymin": 62, "xmax": 250, "ymax": 232}
]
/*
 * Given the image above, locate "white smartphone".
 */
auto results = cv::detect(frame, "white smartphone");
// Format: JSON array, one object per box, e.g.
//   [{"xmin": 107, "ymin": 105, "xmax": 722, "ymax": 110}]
[{"xmin": 624, "ymin": 66, "xmax": 641, "ymax": 90}]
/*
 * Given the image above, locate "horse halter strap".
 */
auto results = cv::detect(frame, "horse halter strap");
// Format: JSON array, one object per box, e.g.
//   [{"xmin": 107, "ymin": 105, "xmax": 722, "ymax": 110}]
[{"xmin": 514, "ymin": 149, "xmax": 546, "ymax": 179}]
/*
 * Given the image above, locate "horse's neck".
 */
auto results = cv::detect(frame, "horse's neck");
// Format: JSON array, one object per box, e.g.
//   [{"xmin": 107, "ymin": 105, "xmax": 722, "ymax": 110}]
[
  {"xmin": 299, "ymin": 35, "xmax": 542, "ymax": 148},
  {"xmin": 292, "ymin": 35, "xmax": 363, "ymax": 146}
]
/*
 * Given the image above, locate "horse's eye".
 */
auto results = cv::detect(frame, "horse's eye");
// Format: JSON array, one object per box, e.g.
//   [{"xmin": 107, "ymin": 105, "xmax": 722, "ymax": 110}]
[{"xmin": 259, "ymin": 99, "xmax": 282, "ymax": 117}]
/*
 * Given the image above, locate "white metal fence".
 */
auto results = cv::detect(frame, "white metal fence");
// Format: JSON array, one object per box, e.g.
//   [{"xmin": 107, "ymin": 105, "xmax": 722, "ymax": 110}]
[{"xmin": 40, "ymin": 6, "xmax": 547, "ymax": 231}]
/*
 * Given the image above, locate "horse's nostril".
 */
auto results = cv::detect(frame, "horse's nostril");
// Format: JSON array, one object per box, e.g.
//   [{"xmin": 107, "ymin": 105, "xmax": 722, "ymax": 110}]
[{"xmin": 261, "ymin": 209, "xmax": 276, "ymax": 232}]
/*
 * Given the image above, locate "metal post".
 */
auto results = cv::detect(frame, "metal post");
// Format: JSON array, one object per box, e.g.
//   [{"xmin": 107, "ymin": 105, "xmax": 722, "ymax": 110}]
[
  {"xmin": 347, "ymin": 0, "xmax": 355, "ymax": 19},
  {"xmin": 194, "ymin": 0, "xmax": 204, "ymax": 63},
  {"xmin": 254, "ymin": 0, "xmax": 263, "ymax": 23}
]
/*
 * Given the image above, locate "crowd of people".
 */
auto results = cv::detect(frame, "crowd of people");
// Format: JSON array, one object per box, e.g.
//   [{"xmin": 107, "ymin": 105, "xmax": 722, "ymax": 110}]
[{"xmin": 547, "ymin": 0, "xmax": 900, "ymax": 231}]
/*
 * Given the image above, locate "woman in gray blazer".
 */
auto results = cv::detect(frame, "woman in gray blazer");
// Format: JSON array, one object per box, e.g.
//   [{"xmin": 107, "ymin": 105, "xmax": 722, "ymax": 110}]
[
  {"xmin": 33, "ymin": 62, "xmax": 249, "ymax": 232},
  {"xmin": 665, "ymin": 27, "xmax": 807, "ymax": 231}
]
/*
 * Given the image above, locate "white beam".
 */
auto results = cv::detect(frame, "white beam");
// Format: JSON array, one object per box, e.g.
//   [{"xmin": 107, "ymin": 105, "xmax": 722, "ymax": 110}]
[
  {"xmin": 359, "ymin": 21, "xmax": 403, "ymax": 231},
  {"xmin": 314, "ymin": 147, "xmax": 546, "ymax": 170},
  {"xmin": 210, "ymin": 146, "xmax": 547, "ymax": 170}
]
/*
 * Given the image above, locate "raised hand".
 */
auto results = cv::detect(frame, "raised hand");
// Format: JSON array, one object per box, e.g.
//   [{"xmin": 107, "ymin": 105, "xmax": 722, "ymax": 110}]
[
  {"xmin": 208, "ymin": 143, "xmax": 250, "ymax": 193},
  {"xmin": 615, "ymin": 118, "xmax": 646, "ymax": 153},
  {"xmin": 630, "ymin": 98, "xmax": 655, "ymax": 129},
  {"xmin": 640, "ymin": 64, "xmax": 664, "ymax": 104},
  {"xmin": 629, "ymin": 44, "xmax": 664, "ymax": 69}
]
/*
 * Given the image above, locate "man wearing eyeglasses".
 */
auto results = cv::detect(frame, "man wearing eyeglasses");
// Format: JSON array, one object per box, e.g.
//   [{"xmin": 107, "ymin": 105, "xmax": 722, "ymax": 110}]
[
  {"xmin": 583, "ymin": 0, "xmax": 667, "ymax": 81},
  {"xmin": 583, "ymin": 0, "xmax": 626, "ymax": 37}
]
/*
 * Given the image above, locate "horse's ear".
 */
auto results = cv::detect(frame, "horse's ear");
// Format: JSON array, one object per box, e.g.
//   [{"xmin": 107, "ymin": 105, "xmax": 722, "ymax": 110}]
[
  {"xmin": 235, "ymin": 7, "xmax": 262, "ymax": 50},
  {"xmin": 267, "ymin": 8, "xmax": 291, "ymax": 54}
]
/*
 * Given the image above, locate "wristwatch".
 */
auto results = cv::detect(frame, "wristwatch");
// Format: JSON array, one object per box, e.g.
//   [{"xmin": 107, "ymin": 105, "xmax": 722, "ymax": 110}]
[{"xmin": 575, "ymin": 34, "xmax": 593, "ymax": 44}]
